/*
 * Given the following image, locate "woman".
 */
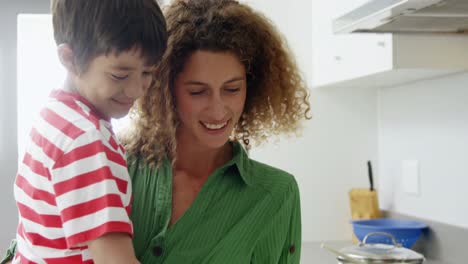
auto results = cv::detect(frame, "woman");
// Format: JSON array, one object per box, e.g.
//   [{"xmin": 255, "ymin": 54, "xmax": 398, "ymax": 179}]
[
  {"xmin": 122, "ymin": 0, "xmax": 311, "ymax": 263},
  {"xmin": 1, "ymin": 0, "xmax": 311, "ymax": 263}
]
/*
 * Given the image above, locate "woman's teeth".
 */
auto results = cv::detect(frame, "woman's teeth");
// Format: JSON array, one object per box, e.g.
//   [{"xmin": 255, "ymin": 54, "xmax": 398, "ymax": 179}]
[{"xmin": 202, "ymin": 121, "xmax": 228, "ymax": 129}]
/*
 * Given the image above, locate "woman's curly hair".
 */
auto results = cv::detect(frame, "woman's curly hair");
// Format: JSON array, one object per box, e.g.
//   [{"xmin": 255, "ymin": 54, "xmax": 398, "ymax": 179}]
[{"xmin": 121, "ymin": 0, "xmax": 311, "ymax": 166}]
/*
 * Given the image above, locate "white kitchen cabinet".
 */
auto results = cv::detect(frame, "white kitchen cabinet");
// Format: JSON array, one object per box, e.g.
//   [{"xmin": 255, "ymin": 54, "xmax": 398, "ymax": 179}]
[{"xmin": 311, "ymin": 0, "xmax": 468, "ymax": 89}]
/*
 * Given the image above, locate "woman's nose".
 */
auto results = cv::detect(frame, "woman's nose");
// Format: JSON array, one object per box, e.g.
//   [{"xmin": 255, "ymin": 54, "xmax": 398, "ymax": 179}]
[{"xmin": 208, "ymin": 96, "xmax": 228, "ymax": 120}]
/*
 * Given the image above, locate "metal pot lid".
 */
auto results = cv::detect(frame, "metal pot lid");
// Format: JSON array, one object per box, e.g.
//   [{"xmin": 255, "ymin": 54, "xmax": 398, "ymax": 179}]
[{"xmin": 339, "ymin": 232, "xmax": 425, "ymax": 263}]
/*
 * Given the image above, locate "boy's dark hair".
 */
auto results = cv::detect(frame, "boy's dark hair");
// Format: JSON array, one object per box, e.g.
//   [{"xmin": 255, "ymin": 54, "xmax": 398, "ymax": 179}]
[{"xmin": 51, "ymin": 0, "xmax": 167, "ymax": 72}]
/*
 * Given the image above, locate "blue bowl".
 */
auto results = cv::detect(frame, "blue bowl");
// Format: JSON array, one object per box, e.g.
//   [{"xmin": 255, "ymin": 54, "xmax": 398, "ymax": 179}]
[{"xmin": 351, "ymin": 218, "xmax": 428, "ymax": 248}]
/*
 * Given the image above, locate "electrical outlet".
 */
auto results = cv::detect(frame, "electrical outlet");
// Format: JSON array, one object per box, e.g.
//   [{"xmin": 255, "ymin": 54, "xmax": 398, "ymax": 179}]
[{"xmin": 402, "ymin": 160, "xmax": 419, "ymax": 195}]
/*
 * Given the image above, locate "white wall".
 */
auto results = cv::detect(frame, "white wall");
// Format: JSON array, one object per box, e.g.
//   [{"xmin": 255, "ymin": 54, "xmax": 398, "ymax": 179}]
[
  {"xmin": 241, "ymin": 0, "xmax": 312, "ymax": 86},
  {"xmin": 251, "ymin": 86, "xmax": 378, "ymax": 242},
  {"xmin": 378, "ymin": 73, "xmax": 468, "ymax": 228},
  {"xmin": 0, "ymin": 0, "xmax": 50, "ymax": 251},
  {"xmin": 245, "ymin": 0, "xmax": 379, "ymax": 242}
]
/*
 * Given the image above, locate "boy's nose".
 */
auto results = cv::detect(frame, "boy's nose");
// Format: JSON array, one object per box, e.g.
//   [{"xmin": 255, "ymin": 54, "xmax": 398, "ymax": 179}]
[{"xmin": 125, "ymin": 77, "xmax": 148, "ymax": 99}]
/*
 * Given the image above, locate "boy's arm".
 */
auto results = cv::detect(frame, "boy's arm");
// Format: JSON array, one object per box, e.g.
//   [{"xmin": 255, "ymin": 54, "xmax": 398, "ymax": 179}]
[
  {"xmin": 87, "ymin": 233, "xmax": 139, "ymax": 264},
  {"xmin": 50, "ymin": 130, "xmax": 135, "ymax": 263},
  {"xmin": 0, "ymin": 233, "xmax": 140, "ymax": 264}
]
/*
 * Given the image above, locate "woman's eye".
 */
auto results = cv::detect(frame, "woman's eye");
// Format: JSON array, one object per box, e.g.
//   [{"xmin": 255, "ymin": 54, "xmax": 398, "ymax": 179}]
[
  {"xmin": 142, "ymin": 71, "xmax": 152, "ymax": 77},
  {"xmin": 225, "ymin": 87, "xmax": 240, "ymax": 93},
  {"xmin": 111, "ymin": 74, "xmax": 128, "ymax": 80},
  {"xmin": 190, "ymin": 90, "xmax": 205, "ymax": 96}
]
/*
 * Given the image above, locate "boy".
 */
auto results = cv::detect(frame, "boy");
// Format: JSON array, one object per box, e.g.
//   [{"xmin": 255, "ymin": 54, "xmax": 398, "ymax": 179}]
[{"xmin": 10, "ymin": 0, "xmax": 167, "ymax": 263}]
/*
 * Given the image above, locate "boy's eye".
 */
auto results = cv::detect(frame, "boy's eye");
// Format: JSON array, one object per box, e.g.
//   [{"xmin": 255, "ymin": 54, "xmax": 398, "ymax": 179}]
[
  {"xmin": 111, "ymin": 74, "xmax": 128, "ymax": 80},
  {"xmin": 142, "ymin": 71, "xmax": 152, "ymax": 76}
]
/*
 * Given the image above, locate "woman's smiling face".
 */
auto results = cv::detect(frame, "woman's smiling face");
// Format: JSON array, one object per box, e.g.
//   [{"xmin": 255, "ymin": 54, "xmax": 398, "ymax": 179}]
[{"xmin": 174, "ymin": 50, "xmax": 247, "ymax": 149}]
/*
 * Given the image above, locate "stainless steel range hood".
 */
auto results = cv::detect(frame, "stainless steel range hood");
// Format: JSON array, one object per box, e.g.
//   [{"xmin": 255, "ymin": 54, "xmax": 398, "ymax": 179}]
[{"xmin": 333, "ymin": 0, "xmax": 468, "ymax": 34}]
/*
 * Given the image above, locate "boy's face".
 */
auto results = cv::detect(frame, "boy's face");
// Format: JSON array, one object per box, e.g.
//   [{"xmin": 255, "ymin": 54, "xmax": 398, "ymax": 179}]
[{"xmin": 74, "ymin": 48, "xmax": 153, "ymax": 119}]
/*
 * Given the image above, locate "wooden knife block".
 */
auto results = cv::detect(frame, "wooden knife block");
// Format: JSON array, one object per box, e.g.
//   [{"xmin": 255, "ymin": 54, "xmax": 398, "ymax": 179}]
[{"xmin": 349, "ymin": 188, "xmax": 381, "ymax": 243}]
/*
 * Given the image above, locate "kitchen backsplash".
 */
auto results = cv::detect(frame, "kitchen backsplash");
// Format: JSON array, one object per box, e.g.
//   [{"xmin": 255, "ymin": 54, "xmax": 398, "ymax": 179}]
[{"xmin": 384, "ymin": 210, "xmax": 468, "ymax": 264}]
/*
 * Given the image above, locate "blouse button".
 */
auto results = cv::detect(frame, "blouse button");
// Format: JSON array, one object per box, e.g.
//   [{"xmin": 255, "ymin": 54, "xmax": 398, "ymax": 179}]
[
  {"xmin": 153, "ymin": 246, "xmax": 163, "ymax": 257},
  {"xmin": 289, "ymin": 245, "xmax": 296, "ymax": 254}
]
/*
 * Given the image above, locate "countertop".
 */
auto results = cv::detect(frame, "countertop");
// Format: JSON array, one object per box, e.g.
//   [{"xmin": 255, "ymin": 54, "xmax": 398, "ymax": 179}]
[{"xmin": 301, "ymin": 241, "xmax": 446, "ymax": 264}]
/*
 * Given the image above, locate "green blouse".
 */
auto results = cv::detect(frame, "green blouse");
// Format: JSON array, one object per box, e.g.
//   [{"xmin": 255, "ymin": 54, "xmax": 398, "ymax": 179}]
[{"xmin": 128, "ymin": 142, "xmax": 302, "ymax": 264}]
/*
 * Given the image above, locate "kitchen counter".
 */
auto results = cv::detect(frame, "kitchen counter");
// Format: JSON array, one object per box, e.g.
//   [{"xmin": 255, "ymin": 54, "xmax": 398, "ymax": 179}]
[{"xmin": 301, "ymin": 241, "xmax": 446, "ymax": 264}]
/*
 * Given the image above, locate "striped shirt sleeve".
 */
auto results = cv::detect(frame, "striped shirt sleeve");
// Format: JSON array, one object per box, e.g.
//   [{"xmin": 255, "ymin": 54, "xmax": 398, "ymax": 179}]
[{"xmin": 50, "ymin": 129, "xmax": 133, "ymax": 248}]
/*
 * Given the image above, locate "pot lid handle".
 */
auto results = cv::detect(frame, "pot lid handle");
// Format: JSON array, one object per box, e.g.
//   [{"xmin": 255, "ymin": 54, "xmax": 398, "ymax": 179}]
[{"xmin": 360, "ymin": 232, "xmax": 402, "ymax": 248}]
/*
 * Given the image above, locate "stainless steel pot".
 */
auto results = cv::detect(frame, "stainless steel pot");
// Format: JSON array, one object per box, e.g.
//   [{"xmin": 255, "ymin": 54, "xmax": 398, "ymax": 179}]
[{"xmin": 337, "ymin": 232, "xmax": 425, "ymax": 264}]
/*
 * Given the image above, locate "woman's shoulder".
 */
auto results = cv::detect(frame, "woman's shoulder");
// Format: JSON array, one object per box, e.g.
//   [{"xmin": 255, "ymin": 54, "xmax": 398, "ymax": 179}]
[
  {"xmin": 125, "ymin": 153, "xmax": 168, "ymax": 179},
  {"xmin": 126, "ymin": 152, "xmax": 143, "ymax": 169},
  {"xmin": 246, "ymin": 158, "xmax": 299, "ymax": 197}
]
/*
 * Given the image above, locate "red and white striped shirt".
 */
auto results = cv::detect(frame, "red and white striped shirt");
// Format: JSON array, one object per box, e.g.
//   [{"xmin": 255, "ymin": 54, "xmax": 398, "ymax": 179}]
[{"xmin": 13, "ymin": 90, "xmax": 133, "ymax": 264}]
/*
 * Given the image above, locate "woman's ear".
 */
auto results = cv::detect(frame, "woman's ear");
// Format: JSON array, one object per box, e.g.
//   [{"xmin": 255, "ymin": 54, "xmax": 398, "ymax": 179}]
[{"xmin": 57, "ymin": 43, "xmax": 77, "ymax": 74}]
